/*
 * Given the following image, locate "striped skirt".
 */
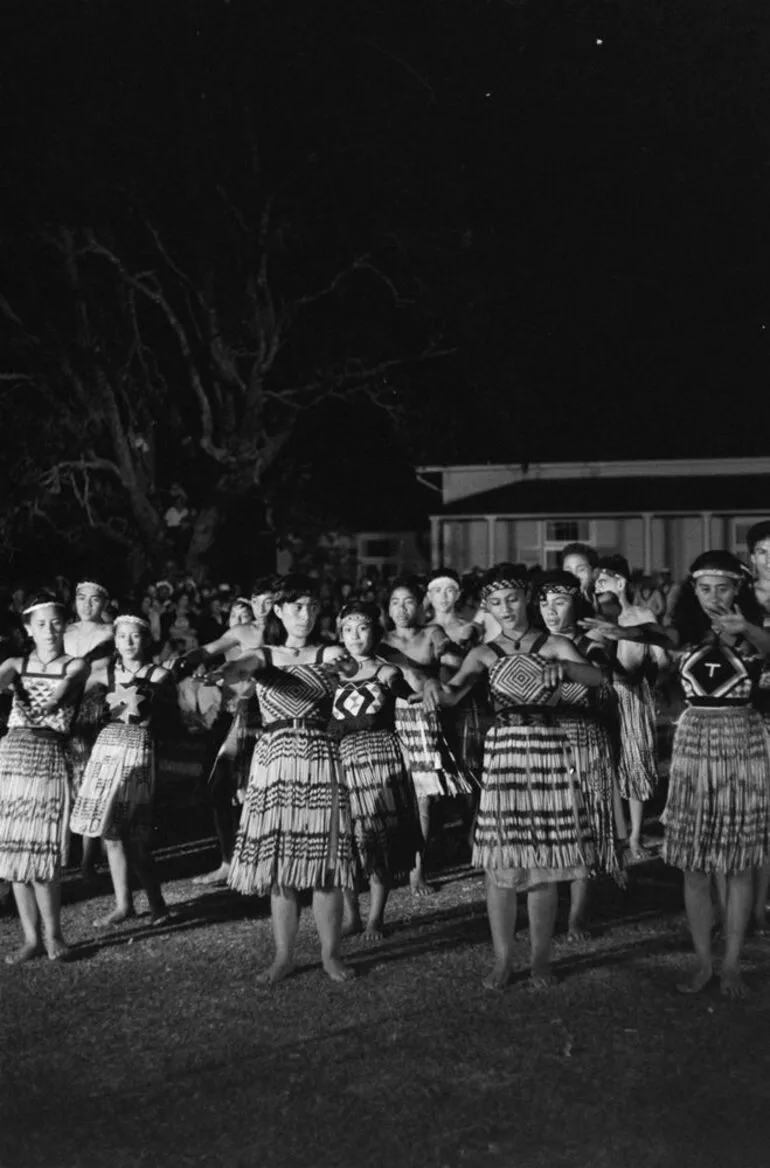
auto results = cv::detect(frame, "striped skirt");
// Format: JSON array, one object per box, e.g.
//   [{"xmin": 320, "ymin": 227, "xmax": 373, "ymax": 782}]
[
  {"xmin": 0, "ymin": 729, "xmax": 70, "ymax": 882},
  {"xmin": 70, "ymin": 723, "xmax": 155, "ymax": 842},
  {"xmin": 339, "ymin": 729, "xmax": 420, "ymax": 883},
  {"xmin": 229, "ymin": 725, "xmax": 356, "ymax": 896},
  {"xmin": 473, "ymin": 714, "xmax": 595, "ymax": 891},
  {"xmin": 558, "ymin": 714, "xmax": 625, "ymax": 883},
  {"xmin": 661, "ymin": 705, "xmax": 770, "ymax": 873},
  {"xmin": 208, "ymin": 696, "xmax": 262, "ymax": 797},
  {"xmin": 442, "ymin": 689, "xmax": 490, "ymax": 784},
  {"xmin": 394, "ymin": 700, "xmax": 474, "ymax": 800},
  {"xmin": 614, "ymin": 677, "xmax": 658, "ymax": 802},
  {"xmin": 66, "ymin": 687, "xmax": 107, "ymax": 798}
]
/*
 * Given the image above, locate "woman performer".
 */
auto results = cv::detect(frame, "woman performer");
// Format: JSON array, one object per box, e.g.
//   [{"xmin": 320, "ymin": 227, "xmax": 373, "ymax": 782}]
[
  {"xmin": 534, "ymin": 570, "xmax": 625, "ymax": 938},
  {"xmin": 0, "ymin": 592, "xmax": 88, "ymax": 963},
  {"xmin": 70, "ymin": 614, "xmax": 173, "ymax": 928},
  {"xmin": 586, "ymin": 551, "xmax": 770, "ymax": 996},
  {"xmin": 176, "ymin": 579, "xmax": 277, "ymax": 886},
  {"xmin": 64, "ymin": 579, "xmax": 114, "ymax": 880},
  {"xmin": 221, "ymin": 575, "xmax": 357, "ymax": 984},
  {"xmin": 332, "ymin": 600, "xmax": 421, "ymax": 939},
  {"xmin": 559, "ymin": 542, "xmax": 599, "ymax": 605},
  {"xmin": 746, "ymin": 520, "xmax": 770, "ymax": 935},
  {"xmin": 592, "ymin": 556, "xmax": 665, "ymax": 861},
  {"xmin": 440, "ymin": 564, "xmax": 602, "ymax": 989},
  {"xmin": 379, "ymin": 577, "xmax": 469, "ymax": 896}
]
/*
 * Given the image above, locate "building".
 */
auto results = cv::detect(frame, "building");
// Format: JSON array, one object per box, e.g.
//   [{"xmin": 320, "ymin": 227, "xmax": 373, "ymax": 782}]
[{"xmin": 418, "ymin": 457, "xmax": 770, "ymax": 577}]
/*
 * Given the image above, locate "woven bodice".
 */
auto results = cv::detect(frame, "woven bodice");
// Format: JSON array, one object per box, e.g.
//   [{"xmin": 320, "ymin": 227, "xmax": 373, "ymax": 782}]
[
  {"xmin": 678, "ymin": 639, "xmax": 761, "ymax": 703},
  {"xmin": 255, "ymin": 653, "xmax": 336, "ymax": 725},
  {"xmin": 8, "ymin": 660, "xmax": 75, "ymax": 735},
  {"xmin": 331, "ymin": 676, "xmax": 395, "ymax": 734},
  {"xmin": 488, "ymin": 651, "xmax": 559, "ymax": 713},
  {"xmin": 103, "ymin": 663, "xmax": 157, "ymax": 727}
]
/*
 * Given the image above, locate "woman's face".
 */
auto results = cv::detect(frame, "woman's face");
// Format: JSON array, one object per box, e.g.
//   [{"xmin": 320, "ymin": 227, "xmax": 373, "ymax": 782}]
[
  {"xmin": 594, "ymin": 571, "xmax": 625, "ymax": 599},
  {"xmin": 115, "ymin": 625, "xmax": 146, "ymax": 662},
  {"xmin": 341, "ymin": 616, "xmax": 375, "ymax": 659},
  {"xmin": 751, "ymin": 538, "xmax": 770, "ymax": 581},
  {"xmin": 539, "ymin": 590, "xmax": 575, "ymax": 635},
  {"xmin": 27, "ymin": 606, "xmax": 64, "ymax": 657},
  {"xmin": 275, "ymin": 596, "xmax": 320, "ymax": 641},
  {"xmin": 250, "ymin": 592, "xmax": 274, "ymax": 622},
  {"xmin": 484, "ymin": 587, "xmax": 528, "ymax": 631},
  {"xmin": 427, "ymin": 579, "xmax": 460, "ymax": 615},
  {"xmin": 176, "ymin": 594, "xmax": 190, "ymax": 615},
  {"xmin": 389, "ymin": 588, "xmax": 419, "ymax": 629},
  {"xmin": 562, "ymin": 554, "xmax": 594, "ymax": 592},
  {"xmin": 229, "ymin": 603, "xmax": 253, "ymax": 628},
  {"xmin": 694, "ymin": 574, "xmax": 738, "ymax": 619},
  {"xmin": 75, "ymin": 586, "xmax": 106, "ymax": 623}
]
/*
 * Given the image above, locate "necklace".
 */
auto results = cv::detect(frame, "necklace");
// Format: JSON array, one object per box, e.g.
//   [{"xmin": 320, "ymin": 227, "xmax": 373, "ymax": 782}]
[{"xmin": 502, "ymin": 627, "xmax": 529, "ymax": 652}]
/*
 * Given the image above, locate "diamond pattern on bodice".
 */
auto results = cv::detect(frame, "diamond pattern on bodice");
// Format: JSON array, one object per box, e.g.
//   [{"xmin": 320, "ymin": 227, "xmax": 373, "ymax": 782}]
[
  {"xmin": 332, "ymin": 680, "xmax": 387, "ymax": 722},
  {"xmin": 679, "ymin": 643, "xmax": 752, "ymax": 700},
  {"xmin": 255, "ymin": 664, "xmax": 336, "ymax": 725},
  {"xmin": 489, "ymin": 653, "xmax": 559, "ymax": 710},
  {"xmin": 8, "ymin": 669, "xmax": 74, "ymax": 735}
]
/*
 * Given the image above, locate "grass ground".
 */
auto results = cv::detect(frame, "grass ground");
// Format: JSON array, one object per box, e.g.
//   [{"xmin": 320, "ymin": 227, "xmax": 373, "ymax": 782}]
[{"xmin": 2, "ymin": 833, "xmax": 770, "ymax": 1168}]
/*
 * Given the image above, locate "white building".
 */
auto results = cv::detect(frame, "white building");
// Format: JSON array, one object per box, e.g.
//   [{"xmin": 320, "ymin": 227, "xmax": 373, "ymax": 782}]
[{"xmin": 419, "ymin": 457, "xmax": 770, "ymax": 576}]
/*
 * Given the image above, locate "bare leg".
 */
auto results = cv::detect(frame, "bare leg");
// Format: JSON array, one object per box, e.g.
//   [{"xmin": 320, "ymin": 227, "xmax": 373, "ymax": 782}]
[
  {"xmin": 483, "ymin": 879, "xmax": 518, "ymax": 989},
  {"xmin": 752, "ymin": 863, "xmax": 770, "ymax": 934},
  {"xmin": 628, "ymin": 799, "xmax": 648, "ymax": 858},
  {"xmin": 410, "ymin": 796, "xmax": 434, "ymax": 897},
  {"xmin": 313, "ymin": 886, "xmax": 354, "ymax": 981},
  {"xmin": 712, "ymin": 871, "xmax": 727, "ymax": 936},
  {"xmin": 721, "ymin": 870, "xmax": 753, "ymax": 998},
  {"xmin": 362, "ymin": 873, "xmax": 388, "ymax": 941},
  {"xmin": 342, "ymin": 888, "xmax": 363, "ymax": 936},
  {"xmin": 33, "ymin": 879, "xmax": 70, "ymax": 960},
  {"xmin": 261, "ymin": 886, "xmax": 299, "ymax": 984},
  {"xmin": 528, "ymin": 882, "xmax": 559, "ymax": 988},
  {"xmin": 678, "ymin": 870, "xmax": 713, "ymax": 994},
  {"xmin": 94, "ymin": 838, "xmax": 136, "ymax": 927},
  {"xmin": 80, "ymin": 834, "xmax": 100, "ymax": 881},
  {"xmin": 567, "ymin": 878, "xmax": 591, "ymax": 942},
  {"xmin": 130, "ymin": 840, "xmax": 168, "ymax": 922},
  {"xmin": 5, "ymin": 882, "xmax": 43, "ymax": 964}
]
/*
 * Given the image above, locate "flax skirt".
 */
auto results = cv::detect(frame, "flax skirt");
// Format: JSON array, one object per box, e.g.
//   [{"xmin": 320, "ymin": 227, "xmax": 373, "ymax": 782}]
[{"xmin": 0, "ymin": 729, "xmax": 69, "ymax": 882}]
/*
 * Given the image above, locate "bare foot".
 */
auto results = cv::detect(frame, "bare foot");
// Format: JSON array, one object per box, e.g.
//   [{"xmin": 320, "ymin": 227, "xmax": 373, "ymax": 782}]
[
  {"xmin": 720, "ymin": 967, "xmax": 747, "ymax": 999},
  {"xmin": 5, "ymin": 941, "xmax": 43, "ymax": 966},
  {"xmin": 193, "ymin": 863, "xmax": 230, "ymax": 887},
  {"xmin": 93, "ymin": 907, "xmax": 136, "ymax": 929},
  {"xmin": 258, "ymin": 957, "xmax": 296, "ymax": 985},
  {"xmin": 409, "ymin": 872, "xmax": 435, "ymax": 899},
  {"xmin": 529, "ymin": 968, "xmax": 557, "ymax": 991},
  {"xmin": 676, "ymin": 961, "xmax": 713, "ymax": 995},
  {"xmin": 341, "ymin": 914, "xmax": 363, "ymax": 938},
  {"xmin": 482, "ymin": 959, "xmax": 513, "ymax": 990},
  {"xmin": 46, "ymin": 938, "xmax": 72, "ymax": 962},
  {"xmin": 322, "ymin": 957, "xmax": 356, "ymax": 982},
  {"xmin": 361, "ymin": 922, "xmax": 385, "ymax": 942},
  {"xmin": 566, "ymin": 925, "xmax": 591, "ymax": 944},
  {"xmin": 628, "ymin": 841, "xmax": 652, "ymax": 863}
]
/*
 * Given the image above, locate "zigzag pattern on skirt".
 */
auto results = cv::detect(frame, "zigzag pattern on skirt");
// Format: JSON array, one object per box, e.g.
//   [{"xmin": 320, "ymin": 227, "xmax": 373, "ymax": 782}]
[
  {"xmin": 614, "ymin": 677, "xmax": 658, "ymax": 801},
  {"xmin": 340, "ymin": 729, "xmax": 420, "ymax": 883},
  {"xmin": 557, "ymin": 714, "xmax": 624, "ymax": 883},
  {"xmin": 70, "ymin": 723, "xmax": 155, "ymax": 842}
]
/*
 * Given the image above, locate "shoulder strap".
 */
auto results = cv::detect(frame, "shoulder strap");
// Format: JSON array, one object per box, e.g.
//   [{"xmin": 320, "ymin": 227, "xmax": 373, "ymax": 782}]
[
  {"xmin": 315, "ymin": 646, "xmax": 326, "ymax": 664},
  {"xmin": 530, "ymin": 632, "xmax": 549, "ymax": 655},
  {"xmin": 20, "ymin": 656, "xmax": 29, "ymax": 675},
  {"xmin": 488, "ymin": 640, "xmax": 507, "ymax": 659},
  {"xmin": 262, "ymin": 647, "xmax": 273, "ymax": 668}
]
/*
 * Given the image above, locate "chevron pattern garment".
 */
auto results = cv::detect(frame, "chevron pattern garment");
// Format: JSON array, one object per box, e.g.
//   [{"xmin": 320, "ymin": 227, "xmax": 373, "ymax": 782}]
[
  {"xmin": 0, "ymin": 661, "xmax": 74, "ymax": 882},
  {"xmin": 228, "ymin": 658, "xmax": 355, "ymax": 895},
  {"xmin": 661, "ymin": 641, "xmax": 770, "ymax": 873},
  {"xmin": 473, "ymin": 649, "xmax": 595, "ymax": 889},
  {"xmin": 394, "ymin": 700, "xmax": 474, "ymax": 799}
]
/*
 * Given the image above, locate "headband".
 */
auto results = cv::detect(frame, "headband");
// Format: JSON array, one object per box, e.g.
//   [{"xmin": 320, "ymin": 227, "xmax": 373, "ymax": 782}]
[
  {"xmin": 22, "ymin": 600, "xmax": 63, "ymax": 616},
  {"xmin": 76, "ymin": 580, "xmax": 108, "ymax": 597},
  {"xmin": 427, "ymin": 575, "xmax": 460, "ymax": 591},
  {"xmin": 534, "ymin": 581, "xmax": 579, "ymax": 602},
  {"xmin": 691, "ymin": 568, "xmax": 743, "ymax": 582},
  {"xmin": 480, "ymin": 575, "xmax": 529, "ymax": 601},
  {"xmin": 114, "ymin": 614, "xmax": 151, "ymax": 632}
]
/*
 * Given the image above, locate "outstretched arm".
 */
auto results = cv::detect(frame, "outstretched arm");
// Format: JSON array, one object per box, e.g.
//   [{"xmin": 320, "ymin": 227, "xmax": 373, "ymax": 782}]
[{"xmin": 440, "ymin": 645, "xmax": 493, "ymax": 707}]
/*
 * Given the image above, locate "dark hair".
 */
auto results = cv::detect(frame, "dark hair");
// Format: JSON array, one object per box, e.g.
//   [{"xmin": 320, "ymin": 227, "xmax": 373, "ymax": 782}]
[
  {"xmin": 22, "ymin": 590, "xmax": 64, "ymax": 623},
  {"xmin": 264, "ymin": 575, "xmax": 320, "ymax": 645},
  {"xmin": 337, "ymin": 599, "xmax": 385, "ymax": 646},
  {"xmin": 747, "ymin": 520, "xmax": 770, "ymax": 554},
  {"xmin": 559, "ymin": 542, "xmax": 598, "ymax": 570},
  {"xmin": 387, "ymin": 575, "xmax": 424, "ymax": 605},
  {"xmin": 671, "ymin": 550, "xmax": 761, "ymax": 644},
  {"xmin": 426, "ymin": 567, "xmax": 461, "ymax": 588},
  {"xmin": 251, "ymin": 575, "xmax": 280, "ymax": 599}
]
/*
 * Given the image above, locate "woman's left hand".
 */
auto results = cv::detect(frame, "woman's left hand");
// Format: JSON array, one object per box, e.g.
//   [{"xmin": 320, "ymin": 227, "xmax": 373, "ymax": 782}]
[
  {"xmin": 542, "ymin": 661, "xmax": 564, "ymax": 689},
  {"xmin": 579, "ymin": 617, "xmax": 623, "ymax": 641},
  {"xmin": 712, "ymin": 605, "xmax": 747, "ymax": 637},
  {"xmin": 421, "ymin": 678, "xmax": 441, "ymax": 712}
]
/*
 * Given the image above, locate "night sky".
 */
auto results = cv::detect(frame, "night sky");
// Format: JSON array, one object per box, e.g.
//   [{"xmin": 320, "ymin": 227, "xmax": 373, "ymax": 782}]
[{"xmin": 2, "ymin": 0, "xmax": 769, "ymax": 548}]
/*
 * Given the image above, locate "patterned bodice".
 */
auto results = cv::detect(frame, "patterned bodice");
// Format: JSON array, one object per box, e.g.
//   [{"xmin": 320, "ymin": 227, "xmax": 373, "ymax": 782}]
[
  {"xmin": 488, "ymin": 648, "xmax": 559, "ymax": 713},
  {"xmin": 331, "ymin": 675, "xmax": 395, "ymax": 735},
  {"xmin": 103, "ymin": 663, "xmax": 158, "ymax": 727},
  {"xmin": 255, "ymin": 652, "xmax": 336, "ymax": 726},
  {"xmin": 678, "ymin": 639, "xmax": 761, "ymax": 704},
  {"xmin": 8, "ymin": 660, "xmax": 75, "ymax": 735}
]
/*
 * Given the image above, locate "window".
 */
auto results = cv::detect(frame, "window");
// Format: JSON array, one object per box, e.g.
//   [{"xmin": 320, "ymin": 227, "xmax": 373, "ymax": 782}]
[{"xmin": 544, "ymin": 520, "xmax": 591, "ymax": 544}]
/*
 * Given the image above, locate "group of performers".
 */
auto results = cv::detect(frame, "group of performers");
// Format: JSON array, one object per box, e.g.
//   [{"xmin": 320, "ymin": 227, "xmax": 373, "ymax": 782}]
[{"xmin": 1, "ymin": 518, "xmax": 770, "ymax": 1000}]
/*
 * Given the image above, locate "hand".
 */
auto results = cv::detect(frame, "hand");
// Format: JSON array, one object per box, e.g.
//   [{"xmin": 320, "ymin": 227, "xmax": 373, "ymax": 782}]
[
  {"xmin": 421, "ymin": 678, "xmax": 441, "ymax": 712},
  {"xmin": 579, "ymin": 618, "xmax": 623, "ymax": 641},
  {"xmin": 595, "ymin": 572, "xmax": 626, "ymax": 596},
  {"xmin": 712, "ymin": 605, "xmax": 747, "ymax": 637},
  {"xmin": 542, "ymin": 661, "xmax": 564, "ymax": 690}
]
